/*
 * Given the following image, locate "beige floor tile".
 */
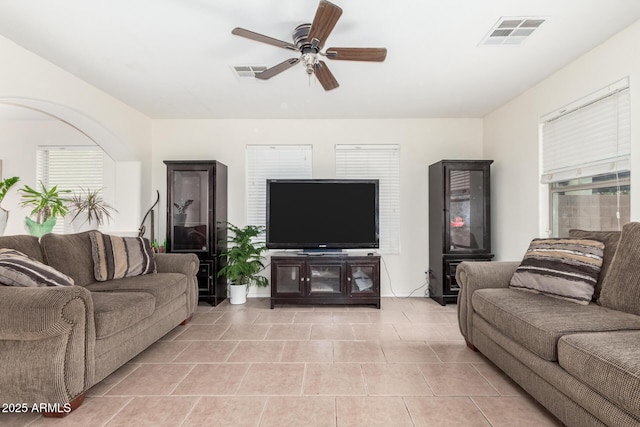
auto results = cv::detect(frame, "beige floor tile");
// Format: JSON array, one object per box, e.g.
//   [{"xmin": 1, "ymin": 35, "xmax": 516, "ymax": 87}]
[
  {"xmin": 473, "ymin": 363, "xmax": 526, "ymax": 396},
  {"xmin": 104, "ymin": 396, "xmax": 198, "ymax": 427},
  {"xmin": 254, "ymin": 311, "xmax": 296, "ymax": 323},
  {"xmin": 158, "ymin": 324, "xmax": 190, "ymax": 341},
  {"xmin": 404, "ymin": 311, "xmax": 452, "ymax": 323},
  {"xmin": 363, "ymin": 364, "xmax": 433, "ymax": 396},
  {"xmin": 280, "ymin": 340, "xmax": 334, "ymax": 363},
  {"xmin": 219, "ymin": 324, "xmax": 270, "ymax": 340},
  {"xmin": 393, "ymin": 323, "xmax": 445, "ymax": 341},
  {"xmin": 310, "ymin": 323, "xmax": 356, "ymax": 340},
  {"xmin": 381, "ymin": 341, "xmax": 440, "ymax": 363},
  {"xmin": 367, "ymin": 310, "xmax": 411, "ymax": 324},
  {"xmin": 190, "ymin": 312, "xmax": 224, "ymax": 324},
  {"xmin": 334, "ymin": 341, "xmax": 386, "ymax": 363},
  {"xmin": 352, "ymin": 324, "xmax": 401, "ymax": 341},
  {"xmin": 106, "ymin": 364, "xmax": 193, "ymax": 396},
  {"xmin": 182, "ymin": 396, "xmax": 267, "ymax": 427},
  {"xmin": 28, "ymin": 396, "xmax": 132, "ymax": 427},
  {"xmin": 172, "ymin": 363, "xmax": 250, "ymax": 395},
  {"xmin": 227, "ymin": 340, "xmax": 285, "ymax": 362},
  {"xmin": 214, "ymin": 311, "xmax": 262, "ymax": 324},
  {"xmin": 87, "ymin": 364, "xmax": 138, "ymax": 396},
  {"xmin": 379, "ymin": 298, "xmax": 417, "ymax": 311},
  {"xmin": 419, "ymin": 363, "xmax": 499, "ymax": 396},
  {"xmin": 237, "ymin": 363, "xmax": 305, "ymax": 395},
  {"xmin": 0, "ymin": 412, "xmax": 41, "ymax": 427},
  {"xmin": 438, "ymin": 323, "xmax": 466, "ymax": 340},
  {"xmin": 294, "ymin": 312, "xmax": 334, "ymax": 323},
  {"xmin": 265, "ymin": 324, "xmax": 312, "ymax": 340},
  {"xmin": 129, "ymin": 340, "xmax": 191, "ymax": 364},
  {"xmin": 336, "ymin": 396, "xmax": 413, "ymax": 427},
  {"xmin": 261, "ymin": 396, "xmax": 336, "ymax": 427},
  {"xmin": 332, "ymin": 312, "xmax": 371, "ymax": 324},
  {"xmin": 172, "ymin": 324, "xmax": 230, "ymax": 341},
  {"xmin": 303, "ymin": 363, "xmax": 366, "ymax": 395},
  {"xmin": 429, "ymin": 341, "xmax": 488, "ymax": 363},
  {"xmin": 176, "ymin": 341, "xmax": 239, "ymax": 363},
  {"xmin": 471, "ymin": 396, "xmax": 564, "ymax": 426},
  {"xmin": 404, "ymin": 396, "xmax": 491, "ymax": 426}
]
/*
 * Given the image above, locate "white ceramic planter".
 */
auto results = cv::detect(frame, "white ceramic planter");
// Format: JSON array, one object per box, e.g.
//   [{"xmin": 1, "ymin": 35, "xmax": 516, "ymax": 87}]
[
  {"xmin": 229, "ymin": 284, "xmax": 247, "ymax": 305},
  {"xmin": 0, "ymin": 208, "xmax": 8, "ymax": 236}
]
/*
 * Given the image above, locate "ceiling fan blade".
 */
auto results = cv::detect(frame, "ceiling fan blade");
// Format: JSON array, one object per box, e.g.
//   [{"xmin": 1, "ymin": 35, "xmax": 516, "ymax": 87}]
[
  {"xmin": 325, "ymin": 47, "xmax": 387, "ymax": 62},
  {"xmin": 255, "ymin": 58, "xmax": 300, "ymax": 80},
  {"xmin": 307, "ymin": 0, "xmax": 343, "ymax": 50},
  {"xmin": 232, "ymin": 27, "xmax": 297, "ymax": 51},
  {"xmin": 314, "ymin": 60, "xmax": 339, "ymax": 91}
]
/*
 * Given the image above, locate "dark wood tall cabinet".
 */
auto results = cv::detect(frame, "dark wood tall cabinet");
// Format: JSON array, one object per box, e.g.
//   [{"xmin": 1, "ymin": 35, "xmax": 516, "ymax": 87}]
[
  {"xmin": 428, "ymin": 160, "xmax": 493, "ymax": 306},
  {"xmin": 164, "ymin": 161, "xmax": 228, "ymax": 306}
]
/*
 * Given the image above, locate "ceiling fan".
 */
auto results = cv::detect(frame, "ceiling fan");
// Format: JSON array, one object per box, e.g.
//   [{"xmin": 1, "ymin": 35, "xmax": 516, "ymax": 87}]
[{"xmin": 232, "ymin": 0, "xmax": 387, "ymax": 91}]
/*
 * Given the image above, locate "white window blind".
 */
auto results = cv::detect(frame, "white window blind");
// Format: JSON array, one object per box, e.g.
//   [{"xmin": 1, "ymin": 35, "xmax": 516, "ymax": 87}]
[
  {"xmin": 37, "ymin": 146, "xmax": 105, "ymax": 233},
  {"xmin": 335, "ymin": 144, "xmax": 400, "ymax": 254},
  {"xmin": 541, "ymin": 83, "xmax": 630, "ymax": 184},
  {"xmin": 246, "ymin": 145, "xmax": 312, "ymax": 228}
]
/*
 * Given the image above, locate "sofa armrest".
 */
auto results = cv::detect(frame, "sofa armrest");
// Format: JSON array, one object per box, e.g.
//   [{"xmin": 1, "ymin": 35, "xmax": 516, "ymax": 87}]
[
  {"xmin": 456, "ymin": 261, "xmax": 520, "ymax": 345},
  {"xmin": 0, "ymin": 285, "xmax": 96, "ymax": 407},
  {"xmin": 154, "ymin": 253, "xmax": 200, "ymax": 316}
]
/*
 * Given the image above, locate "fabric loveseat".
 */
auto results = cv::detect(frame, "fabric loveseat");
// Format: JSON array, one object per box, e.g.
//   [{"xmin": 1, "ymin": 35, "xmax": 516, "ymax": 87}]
[
  {"xmin": 0, "ymin": 231, "xmax": 199, "ymax": 417},
  {"xmin": 457, "ymin": 222, "xmax": 640, "ymax": 426}
]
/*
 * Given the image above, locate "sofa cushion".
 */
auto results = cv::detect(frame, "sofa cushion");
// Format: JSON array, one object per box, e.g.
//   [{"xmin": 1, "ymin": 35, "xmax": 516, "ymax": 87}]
[
  {"xmin": 89, "ymin": 231, "xmax": 156, "ymax": 281},
  {"xmin": 599, "ymin": 222, "xmax": 640, "ymax": 315},
  {"xmin": 0, "ymin": 234, "xmax": 44, "ymax": 262},
  {"xmin": 91, "ymin": 291, "xmax": 156, "ymax": 339},
  {"xmin": 40, "ymin": 231, "xmax": 96, "ymax": 287},
  {"xmin": 472, "ymin": 288, "xmax": 640, "ymax": 361},
  {"xmin": 558, "ymin": 331, "xmax": 640, "ymax": 418},
  {"xmin": 568, "ymin": 229, "xmax": 621, "ymax": 301},
  {"xmin": 85, "ymin": 272, "xmax": 186, "ymax": 309},
  {"xmin": 0, "ymin": 248, "xmax": 74, "ymax": 287},
  {"xmin": 509, "ymin": 238, "xmax": 604, "ymax": 305}
]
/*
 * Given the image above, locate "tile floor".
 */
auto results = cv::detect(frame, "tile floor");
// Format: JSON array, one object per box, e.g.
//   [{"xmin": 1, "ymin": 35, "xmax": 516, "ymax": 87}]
[{"xmin": 4, "ymin": 297, "xmax": 563, "ymax": 426}]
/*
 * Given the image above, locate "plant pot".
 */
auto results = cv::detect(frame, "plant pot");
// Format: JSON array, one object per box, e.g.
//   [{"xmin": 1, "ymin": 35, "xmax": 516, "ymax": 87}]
[
  {"xmin": 25, "ymin": 216, "xmax": 57, "ymax": 237},
  {"xmin": 229, "ymin": 284, "xmax": 247, "ymax": 305},
  {"xmin": 65, "ymin": 212, "xmax": 96, "ymax": 233},
  {"xmin": 0, "ymin": 208, "xmax": 8, "ymax": 236},
  {"xmin": 174, "ymin": 213, "xmax": 187, "ymax": 227}
]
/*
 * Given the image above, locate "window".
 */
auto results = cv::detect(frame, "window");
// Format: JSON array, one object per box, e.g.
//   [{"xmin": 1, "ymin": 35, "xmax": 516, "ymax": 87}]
[
  {"xmin": 246, "ymin": 145, "xmax": 312, "ymax": 229},
  {"xmin": 37, "ymin": 146, "xmax": 105, "ymax": 233},
  {"xmin": 335, "ymin": 144, "xmax": 400, "ymax": 254},
  {"xmin": 541, "ymin": 79, "xmax": 630, "ymax": 237}
]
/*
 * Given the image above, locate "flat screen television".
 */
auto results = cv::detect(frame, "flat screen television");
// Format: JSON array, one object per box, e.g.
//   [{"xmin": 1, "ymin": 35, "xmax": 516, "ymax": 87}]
[{"xmin": 266, "ymin": 179, "xmax": 379, "ymax": 251}]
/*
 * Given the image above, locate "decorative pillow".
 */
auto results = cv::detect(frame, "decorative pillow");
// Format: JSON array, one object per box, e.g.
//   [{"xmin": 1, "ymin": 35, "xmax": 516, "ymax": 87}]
[
  {"xmin": 568, "ymin": 229, "xmax": 621, "ymax": 301},
  {"xmin": 598, "ymin": 222, "xmax": 640, "ymax": 315},
  {"xmin": 89, "ymin": 231, "xmax": 156, "ymax": 281},
  {"xmin": 509, "ymin": 238, "xmax": 604, "ymax": 305},
  {"xmin": 0, "ymin": 248, "xmax": 74, "ymax": 287}
]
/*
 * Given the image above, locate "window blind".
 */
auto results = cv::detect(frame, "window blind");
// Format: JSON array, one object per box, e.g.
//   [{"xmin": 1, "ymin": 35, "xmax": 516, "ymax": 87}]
[
  {"xmin": 37, "ymin": 146, "xmax": 105, "ymax": 233},
  {"xmin": 335, "ymin": 144, "xmax": 400, "ymax": 254},
  {"xmin": 541, "ymin": 84, "xmax": 630, "ymax": 184},
  {"xmin": 246, "ymin": 145, "xmax": 312, "ymax": 228}
]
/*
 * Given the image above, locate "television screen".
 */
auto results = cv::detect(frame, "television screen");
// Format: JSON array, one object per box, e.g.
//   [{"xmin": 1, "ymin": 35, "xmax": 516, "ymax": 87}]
[{"xmin": 266, "ymin": 179, "xmax": 379, "ymax": 250}]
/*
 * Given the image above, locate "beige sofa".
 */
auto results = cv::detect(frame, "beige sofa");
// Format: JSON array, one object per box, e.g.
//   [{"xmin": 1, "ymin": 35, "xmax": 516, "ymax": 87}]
[
  {"xmin": 0, "ymin": 231, "xmax": 198, "ymax": 417},
  {"xmin": 457, "ymin": 223, "xmax": 640, "ymax": 426}
]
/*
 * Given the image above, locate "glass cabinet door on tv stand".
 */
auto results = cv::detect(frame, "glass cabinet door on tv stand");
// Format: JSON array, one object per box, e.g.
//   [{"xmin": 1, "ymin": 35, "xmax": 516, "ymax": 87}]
[
  {"xmin": 428, "ymin": 160, "xmax": 493, "ymax": 306},
  {"xmin": 164, "ymin": 160, "xmax": 228, "ymax": 306}
]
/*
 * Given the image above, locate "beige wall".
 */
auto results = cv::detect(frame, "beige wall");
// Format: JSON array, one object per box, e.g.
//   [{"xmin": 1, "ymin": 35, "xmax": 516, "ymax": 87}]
[
  {"xmin": 484, "ymin": 19, "xmax": 640, "ymax": 260},
  {"xmin": 151, "ymin": 118, "xmax": 483, "ymax": 296}
]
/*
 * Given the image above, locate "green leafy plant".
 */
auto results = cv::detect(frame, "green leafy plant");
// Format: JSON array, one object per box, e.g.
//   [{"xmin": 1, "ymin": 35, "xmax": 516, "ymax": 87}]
[
  {"xmin": 19, "ymin": 181, "xmax": 71, "ymax": 223},
  {"xmin": 0, "ymin": 176, "xmax": 20, "ymax": 208},
  {"xmin": 69, "ymin": 188, "xmax": 118, "ymax": 226},
  {"xmin": 218, "ymin": 223, "xmax": 269, "ymax": 288}
]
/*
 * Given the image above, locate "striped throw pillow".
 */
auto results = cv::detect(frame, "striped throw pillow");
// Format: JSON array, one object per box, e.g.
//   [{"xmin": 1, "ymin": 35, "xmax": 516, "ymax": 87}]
[
  {"xmin": 0, "ymin": 248, "xmax": 74, "ymax": 287},
  {"xmin": 509, "ymin": 238, "xmax": 604, "ymax": 305},
  {"xmin": 89, "ymin": 231, "xmax": 156, "ymax": 281}
]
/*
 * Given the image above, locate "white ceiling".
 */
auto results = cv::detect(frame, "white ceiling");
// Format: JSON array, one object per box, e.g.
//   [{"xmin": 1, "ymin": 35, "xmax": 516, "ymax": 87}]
[{"xmin": 1, "ymin": 0, "xmax": 640, "ymax": 119}]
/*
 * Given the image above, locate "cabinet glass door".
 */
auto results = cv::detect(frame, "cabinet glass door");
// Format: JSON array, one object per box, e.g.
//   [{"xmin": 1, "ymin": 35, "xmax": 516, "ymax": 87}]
[
  {"xmin": 275, "ymin": 264, "xmax": 304, "ymax": 294},
  {"xmin": 448, "ymin": 169, "xmax": 487, "ymax": 252},
  {"xmin": 171, "ymin": 170, "xmax": 209, "ymax": 252},
  {"xmin": 308, "ymin": 264, "xmax": 342, "ymax": 295},
  {"xmin": 348, "ymin": 265, "xmax": 376, "ymax": 295}
]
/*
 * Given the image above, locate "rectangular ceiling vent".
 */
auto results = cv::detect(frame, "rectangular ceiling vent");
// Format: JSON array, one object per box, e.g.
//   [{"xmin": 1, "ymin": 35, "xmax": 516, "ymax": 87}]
[
  {"xmin": 232, "ymin": 65, "xmax": 267, "ymax": 78},
  {"xmin": 480, "ymin": 17, "xmax": 546, "ymax": 46}
]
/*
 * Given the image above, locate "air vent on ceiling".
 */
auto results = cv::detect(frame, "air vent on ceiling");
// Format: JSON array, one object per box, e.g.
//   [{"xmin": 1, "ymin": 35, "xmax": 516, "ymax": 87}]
[
  {"xmin": 232, "ymin": 65, "xmax": 268, "ymax": 78},
  {"xmin": 480, "ymin": 17, "xmax": 546, "ymax": 45}
]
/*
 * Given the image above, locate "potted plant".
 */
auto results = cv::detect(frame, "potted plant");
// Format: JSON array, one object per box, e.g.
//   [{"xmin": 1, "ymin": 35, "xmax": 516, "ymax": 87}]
[
  {"xmin": 218, "ymin": 223, "xmax": 269, "ymax": 304},
  {"xmin": 173, "ymin": 199, "xmax": 193, "ymax": 227},
  {"xmin": 19, "ymin": 181, "xmax": 71, "ymax": 237},
  {"xmin": 0, "ymin": 176, "xmax": 20, "ymax": 236},
  {"xmin": 68, "ymin": 188, "xmax": 118, "ymax": 232}
]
